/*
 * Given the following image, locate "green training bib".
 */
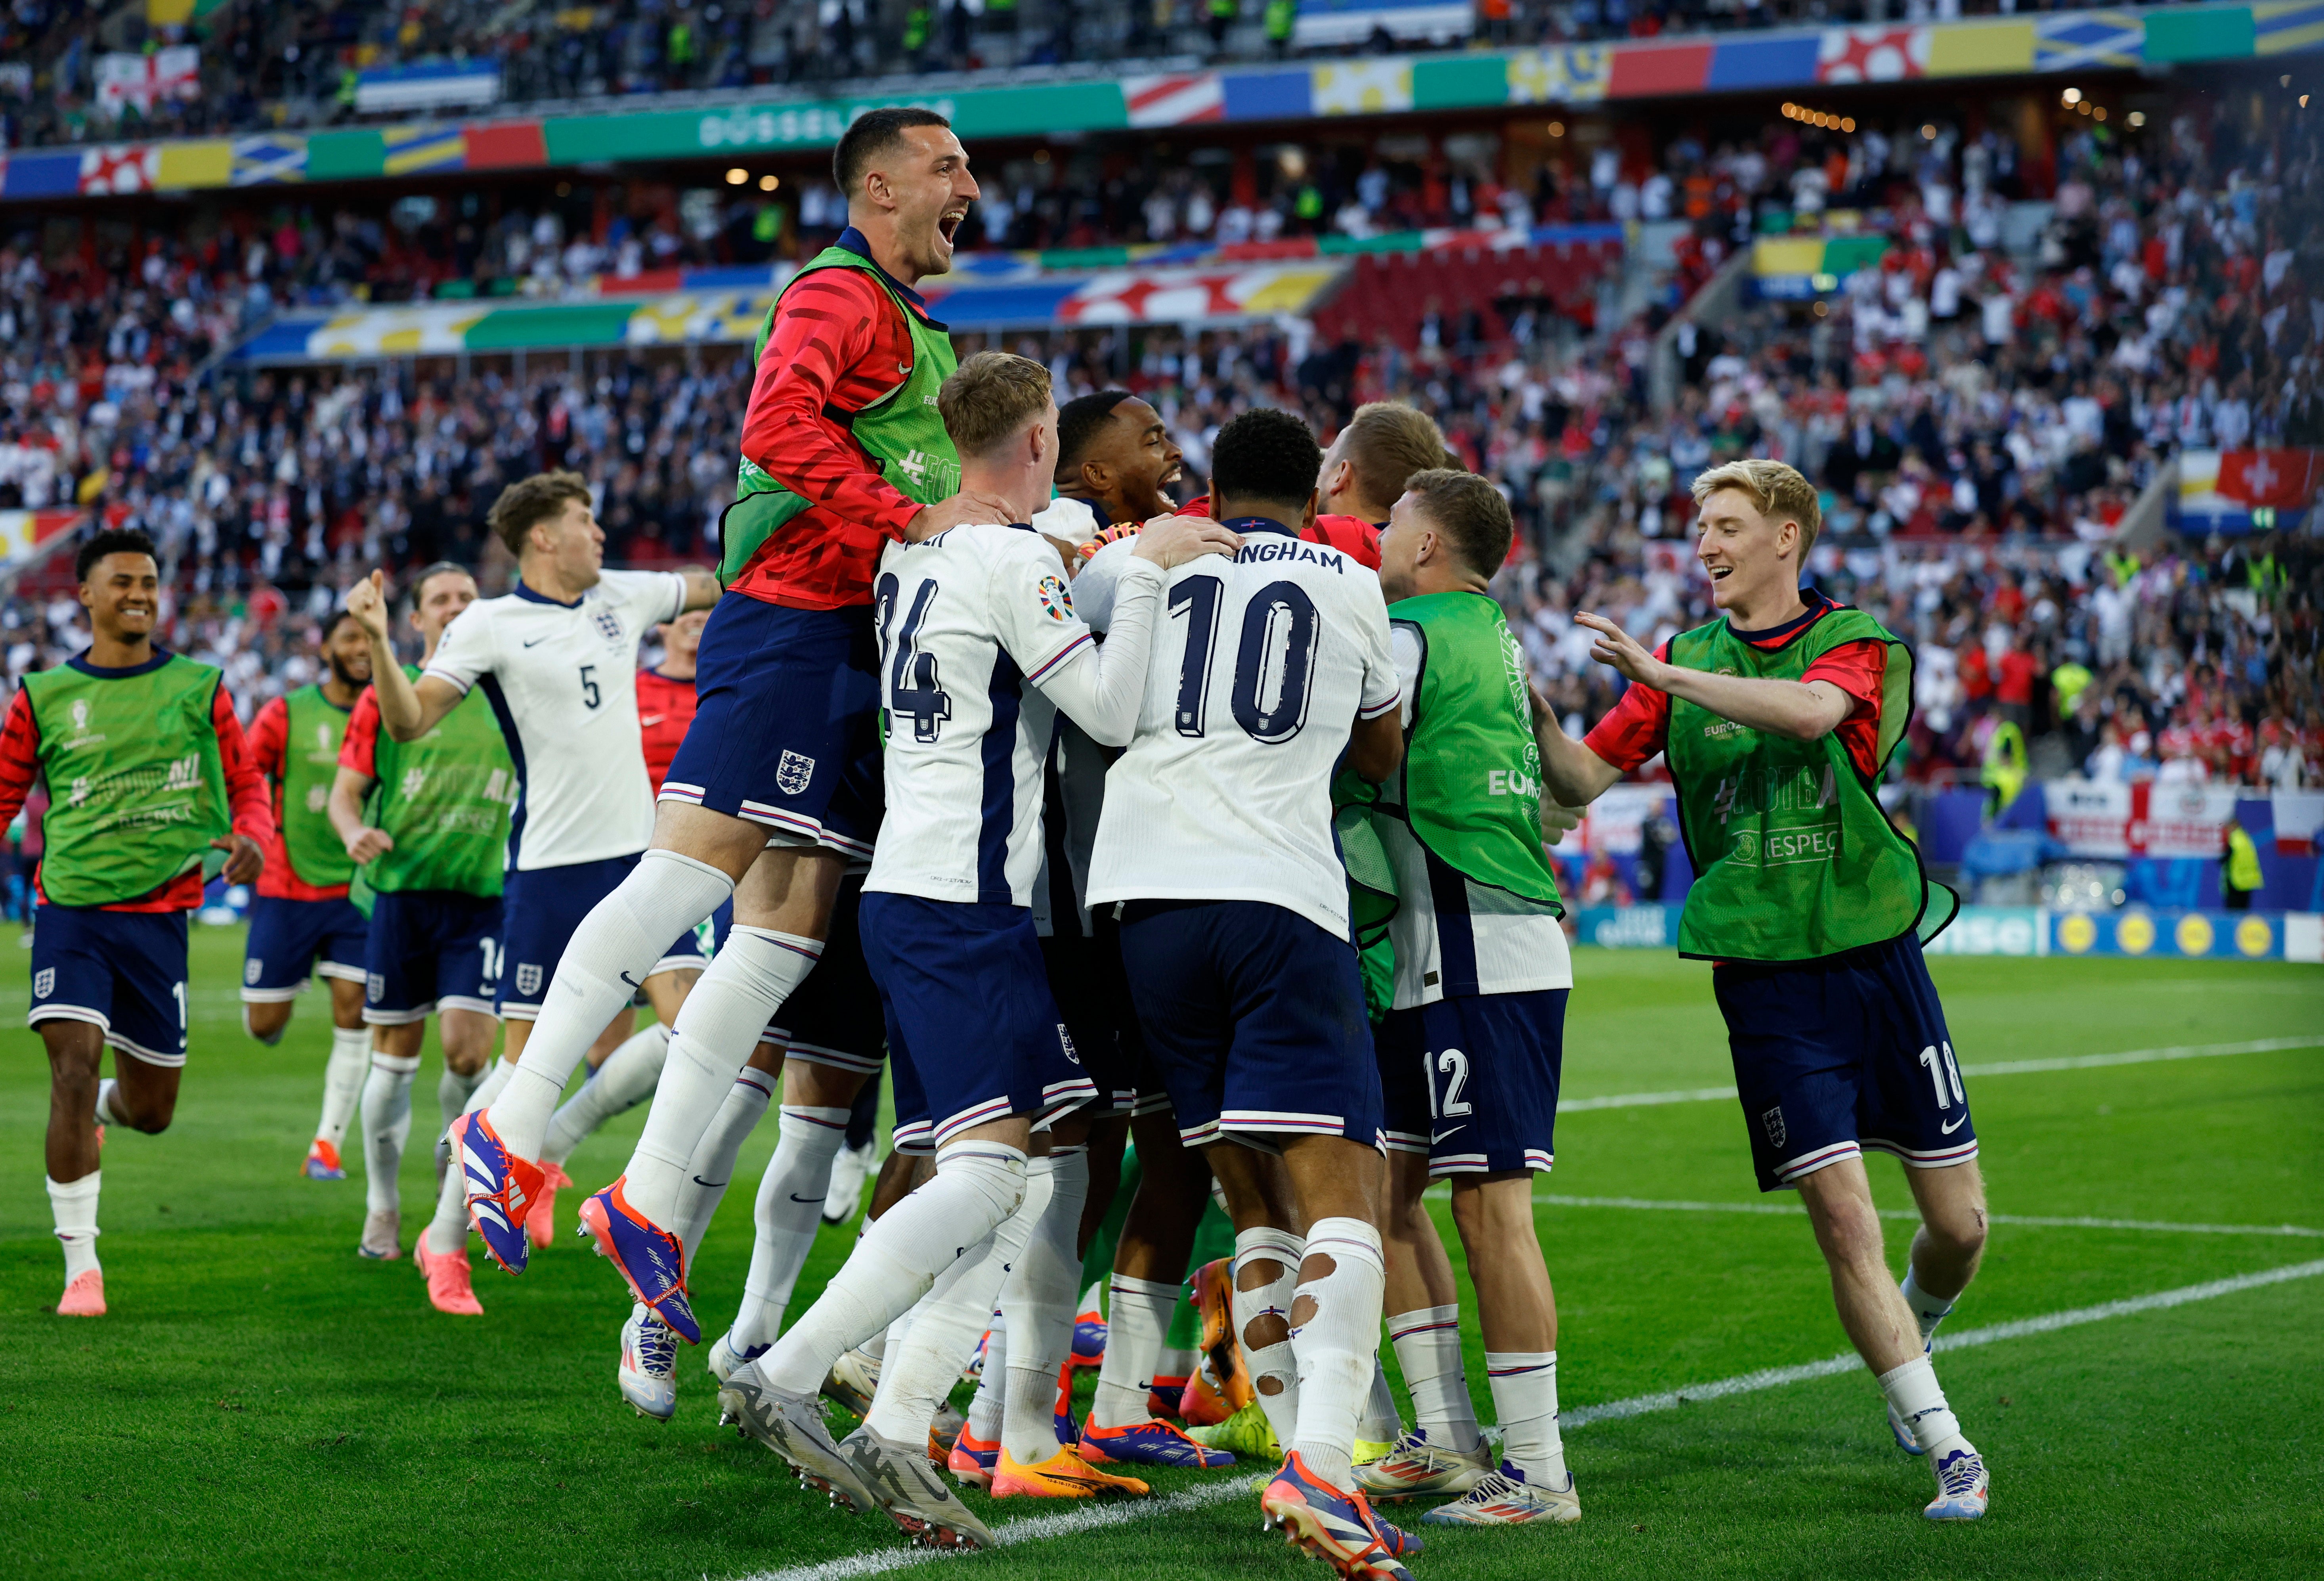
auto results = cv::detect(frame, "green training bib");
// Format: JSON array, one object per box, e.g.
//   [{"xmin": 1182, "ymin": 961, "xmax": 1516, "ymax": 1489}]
[
  {"xmin": 279, "ymin": 683, "xmax": 356, "ymax": 890},
  {"xmin": 361, "ymin": 666, "xmax": 516, "ymax": 899},
  {"xmin": 23, "ymin": 655, "xmax": 229, "ymax": 908},
  {"xmin": 719, "ymin": 245, "xmax": 961, "ymax": 586},
  {"xmin": 1663, "ymin": 605, "xmax": 1928, "ymax": 962}
]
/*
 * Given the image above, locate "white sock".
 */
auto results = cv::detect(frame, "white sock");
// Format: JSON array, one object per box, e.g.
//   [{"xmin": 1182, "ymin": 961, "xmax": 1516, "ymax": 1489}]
[
  {"xmin": 623, "ymin": 928, "xmax": 823, "ymax": 1226},
  {"xmin": 1389, "ymin": 1305, "xmax": 1481, "ymax": 1452},
  {"xmin": 426, "ymin": 1060, "xmax": 514, "ymax": 1256},
  {"xmin": 672, "ymin": 1066, "xmax": 776, "ymax": 1264},
  {"xmin": 1091, "ymin": 1273, "xmax": 1180, "ymax": 1428},
  {"xmin": 485, "ymin": 848, "xmax": 736, "ymax": 1160},
  {"xmin": 1358, "ymin": 1357, "xmax": 1400, "ymax": 1445},
  {"xmin": 46, "ymin": 1171, "xmax": 101, "ymax": 1281},
  {"xmin": 859, "ymin": 1327, "xmax": 889, "ymax": 1364},
  {"xmin": 94, "ymin": 1078, "xmax": 126, "ymax": 1128},
  {"xmin": 1485, "ymin": 1350, "xmax": 1567, "ymax": 1487},
  {"xmin": 361, "ymin": 1051, "xmax": 422, "ymax": 1214},
  {"xmin": 728, "ymin": 1102, "xmax": 851, "ymax": 1351},
  {"xmin": 1233, "ymin": 1225, "xmax": 1305, "ymax": 1452},
  {"xmin": 243, "ymin": 1005, "xmax": 285, "ymax": 1045},
  {"xmin": 438, "ymin": 1064, "xmax": 483, "ymax": 1132},
  {"xmin": 966, "ymin": 1313, "xmax": 1008, "ymax": 1443},
  {"xmin": 1877, "ymin": 1353, "xmax": 1968, "ymax": 1456},
  {"xmin": 1286, "ymin": 1217, "xmax": 1388, "ymax": 1490},
  {"xmin": 998, "ymin": 1149, "xmax": 1087, "ymax": 1464},
  {"xmin": 542, "ymin": 1023, "xmax": 671, "ymax": 1166},
  {"xmin": 316, "ymin": 1026, "xmax": 370, "ymax": 1151},
  {"xmin": 1157, "ymin": 1343, "xmax": 1195, "ymax": 1385},
  {"xmin": 1901, "ymin": 1268, "xmax": 1957, "ymax": 1348},
  {"xmin": 760, "ymin": 1141, "xmax": 1028, "ymax": 1396},
  {"xmin": 865, "ymin": 1169, "xmax": 1049, "ymax": 1444}
]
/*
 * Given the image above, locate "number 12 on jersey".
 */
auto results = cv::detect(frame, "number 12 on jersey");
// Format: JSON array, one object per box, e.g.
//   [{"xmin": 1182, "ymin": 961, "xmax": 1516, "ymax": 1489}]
[{"xmin": 1168, "ymin": 574, "xmax": 1319, "ymax": 745}]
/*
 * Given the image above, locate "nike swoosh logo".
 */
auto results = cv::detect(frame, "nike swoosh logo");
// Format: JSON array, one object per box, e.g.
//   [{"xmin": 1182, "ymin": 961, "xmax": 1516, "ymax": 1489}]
[
  {"xmin": 640, "ymin": 715, "xmax": 663, "ymax": 726},
  {"xmin": 1431, "ymin": 1128, "xmax": 1464, "ymax": 1145},
  {"xmin": 789, "ymin": 1193, "xmax": 824, "ymax": 1204},
  {"xmin": 522, "ymin": 635, "xmax": 548, "ymax": 648},
  {"xmin": 619, "ymin": 971, "xmax": 642, "ymax": 988},
  {"xmin": 1940, "ymin": 1116, "xmax": 1969, "ymax": 1135},
  {"xmin": 692, "ymin": 1176, "xmax": 727, "ymax": 1189}
]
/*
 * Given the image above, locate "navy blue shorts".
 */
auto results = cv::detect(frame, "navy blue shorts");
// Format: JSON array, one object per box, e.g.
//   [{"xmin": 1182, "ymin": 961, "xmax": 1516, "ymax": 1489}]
[
  {"xmin": 1117, "ymin": 899, "xmax": 1382, "ymax": 1153},
  {"xmin": 1378, "ymin": 989, "xmax": 1567, "ymax": 1176},
  {"xmin": 364, "ymin": 888, "xmax": 504, "ymax": 1026},
  {"xmin": 241, "ymin": 894, "xmax": 369, "ymax": 1002},
  {"xmin": 498, "ymin": 854, "xmax": 711, "ymax": 1020},
  {"xmin": 766, "ymin": 875, "xmax": 886, "ymax": 1078},
  {"xmin": 29, "ymin": 904, "xmax": 189, "ymax": 1067},
  {"xmin": 658, "ymin": 595, "xmax": 883, "ymax": 861},
  {"xmin": 1712, "ymin": 931, "xmax": 1978, "ymax": 1192},
  {"xmin": 860, "ymin": 892, "xmax": 1094, "ymax": 1149}
]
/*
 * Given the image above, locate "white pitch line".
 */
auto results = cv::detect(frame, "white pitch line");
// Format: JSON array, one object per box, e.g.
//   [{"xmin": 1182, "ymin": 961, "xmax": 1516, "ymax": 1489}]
[
  {"xmin": 730, "ymin": 1259, "xmax": 2324, "ymax": 1581},
  {"xmin": 1561, "ymin": 1258, "xmax": 2324, "ymax": 1427},
  {"xmin": 1524, "ymin": 1193, "xmax": 2324, "ymax": 1238},
  {"xmin": 1557, "ymin": 1035, "xmax": 2322, "ymax": 1114}
]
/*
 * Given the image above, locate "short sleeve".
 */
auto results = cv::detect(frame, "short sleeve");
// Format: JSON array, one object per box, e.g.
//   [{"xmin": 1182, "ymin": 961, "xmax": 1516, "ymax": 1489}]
[
  {"xmin": 422, "ymin": 603, "xmax": 495, "ymax": 695},
  {"xmin": 340, "ymin": 689, "xmax": 382, "ymax": 779},
  {"xmin": 1353, "ymin": 576, "xmax": 1400, "ymax": 721},
  {"xmin": 990, "ymin": 532, "xmax": 1098, "ymax": 685},
  {"xmin": 599, "ymin": 568, "xmax": 689, "ymax": 629},
  {"xmin": 1802, "ymin": 638, "xmax": 1886, "ymax": 725},
  {"xmin": 1389, "ymin": 622, "xmax": 1423, "ymax": 730},
  {"xmin": 1071, "ymin": 537, "xmax": 1141, "ymax": 635}
]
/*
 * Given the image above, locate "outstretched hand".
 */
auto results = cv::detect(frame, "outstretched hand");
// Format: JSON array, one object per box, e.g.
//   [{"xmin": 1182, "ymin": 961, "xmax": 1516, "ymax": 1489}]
[{"xmin": 1575, "ymin": 612, "xmax": 1665, "ymax": 687}]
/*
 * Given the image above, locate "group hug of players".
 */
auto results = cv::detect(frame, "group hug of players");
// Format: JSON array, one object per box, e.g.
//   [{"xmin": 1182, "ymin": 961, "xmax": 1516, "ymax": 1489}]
[{"xmin": 17, "ymin": 105, "xmax": 1996, "ymax": 1578}]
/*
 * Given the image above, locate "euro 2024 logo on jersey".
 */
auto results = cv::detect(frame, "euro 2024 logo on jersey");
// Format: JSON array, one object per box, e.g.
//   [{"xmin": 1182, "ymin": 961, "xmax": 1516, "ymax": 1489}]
[
  {"xmin": 1036, "ymin": 575, "xmax": 1074, "ymax": 623},
  {"xmin": 776, "ymin": 750, "xmax": 816, "ymax": 796}
]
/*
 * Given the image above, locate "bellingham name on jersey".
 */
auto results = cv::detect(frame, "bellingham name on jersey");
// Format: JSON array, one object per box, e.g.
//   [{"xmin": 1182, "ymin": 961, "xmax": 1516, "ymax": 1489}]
[{"xmin": 1080, "ymin": 522, "xmax": 1399, "ymax": 940}]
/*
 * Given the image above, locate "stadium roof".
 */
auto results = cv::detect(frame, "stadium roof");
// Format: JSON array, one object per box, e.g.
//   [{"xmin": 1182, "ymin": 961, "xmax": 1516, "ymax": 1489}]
[{"xmin": 4, "ymin": 0, "xmax": 2313, "ymax": 205}]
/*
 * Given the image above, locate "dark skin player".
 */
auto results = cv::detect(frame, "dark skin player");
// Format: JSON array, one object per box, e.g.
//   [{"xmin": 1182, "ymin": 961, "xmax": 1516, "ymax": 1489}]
[
  {"xmin": 43, "ymin": 550, "xmax": 264, "ymax": 1182},
  {"xmin": 1056, "ymin": 396, "xmax": 1185, "ymax": 526}
]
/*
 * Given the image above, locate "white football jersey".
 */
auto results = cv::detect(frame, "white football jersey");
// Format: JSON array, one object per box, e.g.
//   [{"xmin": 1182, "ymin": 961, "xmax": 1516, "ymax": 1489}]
[
  {"xmin": 424, "ymin": 568, "xmax": 688, "ymax": 870},
  {"xmin": 865, "ymin": 523, "xmax": 1164, "ymax": 908},
  {"xmin": 1084, "ymin": 524, "xmax": 1400, "ymax": 940},
  {"xmin": 1379, "ymin": 622, "xmax": 1571, "ymax": 1007}
]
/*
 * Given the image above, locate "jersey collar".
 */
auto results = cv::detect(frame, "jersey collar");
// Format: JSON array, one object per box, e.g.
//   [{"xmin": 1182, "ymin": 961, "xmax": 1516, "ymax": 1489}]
[
  {"xmin": 67, "ymin": 647, "xmax": 172, "ymax": 678},
  {"xmin": 832, "ymin": 227, "xmax": 942, "ymax": 326},
  {"xmin": 515, "ymin": 582, "xmax": 583, "ymax": 609},
  {"xmin": 1727, "ymin": 586, "xmax": 1837, "ymax": 651},
  {"xmin": 1222, "ymin": 515, "xmax": 1298, "ymax": 539}
]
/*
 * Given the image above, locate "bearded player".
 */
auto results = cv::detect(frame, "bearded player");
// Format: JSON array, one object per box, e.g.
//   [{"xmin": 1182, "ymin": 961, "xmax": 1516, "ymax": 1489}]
[
  {"xmin": 3, "ymin": 528, "xmax": 268, "ymax": 1316},
  {"xmin": 241, "ymin": 611, "xmax": 375, "ymax": 1183},
  {"xmin": 1536, "ymin": 458, "xmax": 1990, "ymax": 1522},
  {"xmin": 453, "ymin": 107, "xmax": 1010, "ymax": 1349}
]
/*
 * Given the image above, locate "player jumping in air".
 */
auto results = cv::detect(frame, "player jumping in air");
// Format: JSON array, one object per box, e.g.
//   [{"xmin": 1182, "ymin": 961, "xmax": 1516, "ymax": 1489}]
[
  {"xmin": 327, "ymin": 562, "xmax": 513, "ymax": 1292},
  {"xmin": 719, "ymin": 352, "xmax": 1234, "ymax": 1541},
  {"xmin": 1078, "ymin": 408, "xmax": 1419, "ymax": 1579},
  {"xmin": 345, "ymin": 475, "xmax": 719, "ymax": 1361},
  {"xmin": 4, "ymin": 528, "xmax": 269, "ymax": 1316},
  {"xmin": 1358, "ymin": 469, "xmax": 1581, "ymax": 1526},
  {"xmin": 451, "ymin": 107, "xmax": 1008, "ymax": 1351},
  {"xmin": 1536, "ymin": 457, "xmax": 1990, "ymax": 1522},
  {"xmin": 241, "ymin": 610, "xmax": 376, "ymax": 1183}
]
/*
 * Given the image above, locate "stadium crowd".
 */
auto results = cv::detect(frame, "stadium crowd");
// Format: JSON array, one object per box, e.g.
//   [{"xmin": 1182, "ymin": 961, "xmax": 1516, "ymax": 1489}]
[
  {"xmin": 4, "ymin": 0, "xmax": 2156, "ymax": 150},
  {"xmin": 0, "ymin": 97, "xmax": 2314, "ymax": 797}
]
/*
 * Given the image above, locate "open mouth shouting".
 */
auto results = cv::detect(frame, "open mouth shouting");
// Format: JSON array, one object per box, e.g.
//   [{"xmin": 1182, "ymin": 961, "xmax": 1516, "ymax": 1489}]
[{"xmin": 936, "ymin": 204, "xmax": 968, "ymax": 251}]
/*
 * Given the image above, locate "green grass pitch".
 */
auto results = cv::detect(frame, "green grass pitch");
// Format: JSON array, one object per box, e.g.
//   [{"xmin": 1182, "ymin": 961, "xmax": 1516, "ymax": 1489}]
[{"xmin": 2, "ymin": 929, "xmax": 2319, "ymax": 1580}]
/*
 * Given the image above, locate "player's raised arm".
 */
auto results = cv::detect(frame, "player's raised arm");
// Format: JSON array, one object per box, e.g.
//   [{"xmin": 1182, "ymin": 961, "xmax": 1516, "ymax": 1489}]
[
  {"xmin": 1531, "ymin": 681, "xmax": 1623, "ymax": 808},
  {"xmin": 1578, "ymin": 610, "xmax": 1851, "ymax": 743},
  {"xmin": 344, "ymin": 571, "xmax": 463, "ymax": 742}
]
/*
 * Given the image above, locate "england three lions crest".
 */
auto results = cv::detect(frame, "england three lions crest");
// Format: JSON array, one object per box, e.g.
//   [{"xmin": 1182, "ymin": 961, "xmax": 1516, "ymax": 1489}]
[
  {"xmin": 592, "ymin": 607, "xmax": 624, "ymax": 643},
  {"xmin": 515, "ymin": 963, "xmax": 544, "ymax": 997},
  {"xmin": 776, "ymin": 750, "xmax": 816, "ymax": 796}
]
